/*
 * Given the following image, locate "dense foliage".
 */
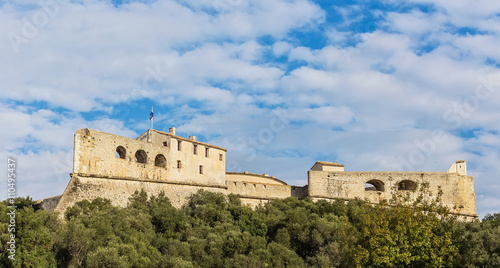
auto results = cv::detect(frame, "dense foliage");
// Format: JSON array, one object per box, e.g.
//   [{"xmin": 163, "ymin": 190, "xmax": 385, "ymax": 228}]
[{"xmin": 0, "ymin": 191, "xmax": 499, "ymax": 268}]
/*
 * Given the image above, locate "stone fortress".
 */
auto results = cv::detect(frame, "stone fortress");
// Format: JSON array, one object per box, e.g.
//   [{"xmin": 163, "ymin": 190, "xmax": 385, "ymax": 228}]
[{"xmin": 42, "ymin": 128, "xmax": 478, "ymax": 220}]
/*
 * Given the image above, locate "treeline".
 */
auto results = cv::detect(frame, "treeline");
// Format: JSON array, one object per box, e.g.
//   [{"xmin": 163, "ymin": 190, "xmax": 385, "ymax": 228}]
[{"xmin": 0, "ymin": 190, "xmax": 499, "ymax": 268}]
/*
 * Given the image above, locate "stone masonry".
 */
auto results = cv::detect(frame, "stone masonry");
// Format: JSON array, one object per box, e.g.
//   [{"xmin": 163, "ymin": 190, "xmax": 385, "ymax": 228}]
[{"xmin": 42, "ymin": 128, "xmax": 478, "ymax": 220}]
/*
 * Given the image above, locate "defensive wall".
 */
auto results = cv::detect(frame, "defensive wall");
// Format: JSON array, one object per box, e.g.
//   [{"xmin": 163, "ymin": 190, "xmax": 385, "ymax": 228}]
[
  {"xmin": 42, "ymin": 128, "xmax": 478, "ymax": 220},
  {"xmin": 308, "ymin": 161, "xmax": 477, "ymax": 217},
  {"xmin": 226, "ymin": 172, "xmax": 292, "ymax": 207}
]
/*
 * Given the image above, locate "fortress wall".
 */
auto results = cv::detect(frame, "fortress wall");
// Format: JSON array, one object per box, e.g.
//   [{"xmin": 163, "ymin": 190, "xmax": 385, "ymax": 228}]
[
  {"xmin": 225, "ymin": 172, "xmax": 292, "ymax": 207},
  {"xmin": 74, "ymin": 129, "xmax": 226, "ymax": 187},
  {"xmin": 447, "ymin": 175, "xmax": 477, "ymax": 216},
  {"xmin": 225, "ymin": 172, "xmax": 291, "ymax": 207},
  {"xmin": 51, "ymin": 129, "xmax": 477, "ymax": 219},
  {"xmin": 291, "ymin": 185, "xmax": 308, "ymax": 199},
  {"xmin": 308, "ymin": 171, "xmax": 477, "ymax": 217},
  {"xmin": 237, "ymin": 198, "xmax": 272, "ymax": 208},
  {"xmin": 54, "ymin": 174, "xmax": 227, "ymax": 215},
  {"xmin": 38, "ymin": 195, "xmax": 62, "ymax": 211},
  {"xmin": 227, "ymin": 180, "xmax": 291, "ymax": 200}
]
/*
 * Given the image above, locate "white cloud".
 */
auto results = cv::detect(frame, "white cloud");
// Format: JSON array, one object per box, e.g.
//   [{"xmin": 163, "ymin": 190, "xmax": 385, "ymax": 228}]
[
  {"xmin": 290, "ymin": 106, "xmax": 354, "ymax": 126},
  {"xmin": 386, "ymin": 9, "xmax": 446, "ymax": 35},
  {"xmin": 281, "ymin": 66, "xmax": 339, "ymax": 92},
  {"xmin": 0, "ymin": 105, "xmax": 33, "ymax": 151},
  {"xmin": 405, "ymin": 0, "xmax": 500, "ymax": 26},
  {"xmin": 272, "ymin": 41, "xmax": 293, "ymax": 56},
  {"xmin": 0, "ymin": 0, "xmax": 322, "ymax": 111}
]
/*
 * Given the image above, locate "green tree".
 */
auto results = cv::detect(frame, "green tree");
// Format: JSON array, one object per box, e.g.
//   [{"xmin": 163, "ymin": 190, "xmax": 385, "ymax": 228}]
[
  {"xmin": 2, "ymin": 189, "xmax": 497, "ymax": 268},
  {"xmin": 452, "ymin": 213, "xmax": 500, "ymax": 267},
  {"xmin": 0, "ymin": 198, "xmax": 59, "ymax": 268},
  {"xmin": 346, "ymin": 187, "xmax": 457, "ymax": 268}
]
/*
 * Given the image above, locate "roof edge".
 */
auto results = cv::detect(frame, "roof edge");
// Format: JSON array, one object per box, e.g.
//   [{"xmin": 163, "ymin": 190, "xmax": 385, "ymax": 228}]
[
  {"xmin": 226, "ymin": 171, "xmax": 288, "ymax": 185},
  {"xmin": 138, "ymin": 129, "xmax": 228, "ymax": 152}
]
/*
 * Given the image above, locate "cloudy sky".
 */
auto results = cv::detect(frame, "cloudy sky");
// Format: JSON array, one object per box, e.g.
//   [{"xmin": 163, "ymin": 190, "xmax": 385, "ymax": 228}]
[{"xmin": 1, "ymin": 0, "xmax": 499, "ymax": 218}]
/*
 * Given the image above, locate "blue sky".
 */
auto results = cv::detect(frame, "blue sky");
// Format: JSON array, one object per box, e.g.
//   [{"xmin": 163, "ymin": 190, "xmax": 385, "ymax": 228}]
[{"xmin": 1, "ymin": 0, "xmax": 500, "ymax": 219}]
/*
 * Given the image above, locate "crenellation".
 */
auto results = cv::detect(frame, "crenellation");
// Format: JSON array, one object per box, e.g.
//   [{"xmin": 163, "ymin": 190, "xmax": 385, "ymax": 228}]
[{"xmin": 43, "ymin": 128, "xmax": 478, "ymax": 220}]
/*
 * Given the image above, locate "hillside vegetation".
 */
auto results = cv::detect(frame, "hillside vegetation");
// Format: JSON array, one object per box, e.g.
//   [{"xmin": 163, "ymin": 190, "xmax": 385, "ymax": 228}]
[{"xmin": 1, "ymin": 190, "xmax": 499, "ymax": 268}]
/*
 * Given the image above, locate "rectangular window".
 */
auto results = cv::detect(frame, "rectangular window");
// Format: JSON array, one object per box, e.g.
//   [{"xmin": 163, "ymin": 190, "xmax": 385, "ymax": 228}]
[
  {"xmin": 177, "ymin": 160, "xmax": 181, "ymax": 169},
  {"xmin": 219, "ymin": 154, "xmax": 223, "ymax": 161},
  {"xmin": 205, "ymin": 147, "xmax": 209, "ymax": 157},
  {"xmin": 162, "ymin": 141, "xmax": 168, "ymax": 147},
  {"xmin": 193, "ymin": 144, "xmax": 198, "ymax": 155},
  {"xmin": 199, "ymin": 165, "xmax": 203, "ymax": 174},
  {"xmin": 177, "ymin": 140, "xmax": 182, "ymax": 151}
]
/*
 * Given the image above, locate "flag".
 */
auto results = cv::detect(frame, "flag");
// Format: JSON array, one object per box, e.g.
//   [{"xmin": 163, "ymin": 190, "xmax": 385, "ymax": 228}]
[{"xmin": 149, "ymin": 108, "xmax": 153, "ymax": 120}]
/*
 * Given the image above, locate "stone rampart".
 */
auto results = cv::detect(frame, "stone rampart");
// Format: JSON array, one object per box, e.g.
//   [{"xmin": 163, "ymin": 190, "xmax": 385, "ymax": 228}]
[
  {"xmin": 226, "ymin": 172, "xmax": 291, "ymax": 207},
  {"xmin": 46, "ymin": 128, "xmax": 477, "ymax": 220},
  {"xmin": 308, "ymin": 169, "xmax": 477, "ymax": 217},
  {"xmin": 54, "ymin": 174, "xmax": 226, "ymax": 215}
]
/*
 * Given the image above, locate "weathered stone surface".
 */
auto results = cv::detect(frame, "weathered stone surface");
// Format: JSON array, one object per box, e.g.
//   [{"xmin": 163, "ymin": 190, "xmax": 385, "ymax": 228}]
[
  {"xmin": 308, "ymin": 167, "xmax": 477, "ymax": 217},
  {"xmin": 38, "ymin": 195, "xmax": 62, "ymax": 211},
  {"xmin": 54, "ymin": 174, "xmax": 226, "ymax": 214},
  {"xmin": 47, "ymin": 128, "xmax": 477, "ymax": 220}
]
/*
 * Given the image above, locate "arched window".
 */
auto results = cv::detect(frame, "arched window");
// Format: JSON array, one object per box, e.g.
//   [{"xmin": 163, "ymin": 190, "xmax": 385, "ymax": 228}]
[
  {"xmin": 365, "ymin": 179, "xmax": 385, "ymax": 191},
  {"xmin": 155, "ymin": 154, "xmax": 166, "ymax": 168},
  {"xmin": 116, "ymin": 146, "xmax": 126, "ymax": 159},
  {"xmin": 398, "ymin": 180, "xmax": 416, "ymax": 190},
  {"xmin": 135, "ymin": 150, "xmax": 147, "ymax": 164}
]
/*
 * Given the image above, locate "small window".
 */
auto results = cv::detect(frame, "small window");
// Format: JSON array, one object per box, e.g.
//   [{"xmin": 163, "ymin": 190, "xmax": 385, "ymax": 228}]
[
  {"xmin": 116, "ymin": 146, "xmax": 126, "ymax": 159},
  {"xmin": 163, "ymin": 141, "xmax": 168, "ymax": 147},
  {"xmin": 365, "ymin": 179, "xmax": 384, "ymax": 191},
  {"xmin": 193, "ymin": 144, "xmax": 198, "ymax": 155},
  {"xmin": 135, "ymin": 150, "xmax": 147, "ymax": 164},
  {"xmin": 177, "ymin": 160, "xmax": 181, "ymax": 169},
  {"xmin": 398, "ymin": 180, "xmax": 416, "ymax": 190},
  {"xmin": 155, "ymin": 154, "xmax": 166, "ymax": 168},
  {"xmin": 199, "ymin": 165, "xmax": 203, "ymax": 174},
  {"xmin": 177, "ymin": 140, "xmax": 182, "ymax": 151},
  {"xmin": 219, "ymin": 154, "xmax": 223, "ymax": 161},
  {"xmin": 205, "ymin": 147, "xmax": 209, "ymax": 157}
]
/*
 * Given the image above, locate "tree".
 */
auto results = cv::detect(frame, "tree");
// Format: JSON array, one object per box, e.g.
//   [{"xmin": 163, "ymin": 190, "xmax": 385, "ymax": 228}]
[
  {"xmin": 0, "ymin": 198, "xmax": 59, "ymax": 268},
  {"xmin": 0, "ymin": 189, "xmax": 496, "ymax": 268},
  {"xmin": 345, "ymin": 185, "xmax": 458, "ymax": 268}
]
